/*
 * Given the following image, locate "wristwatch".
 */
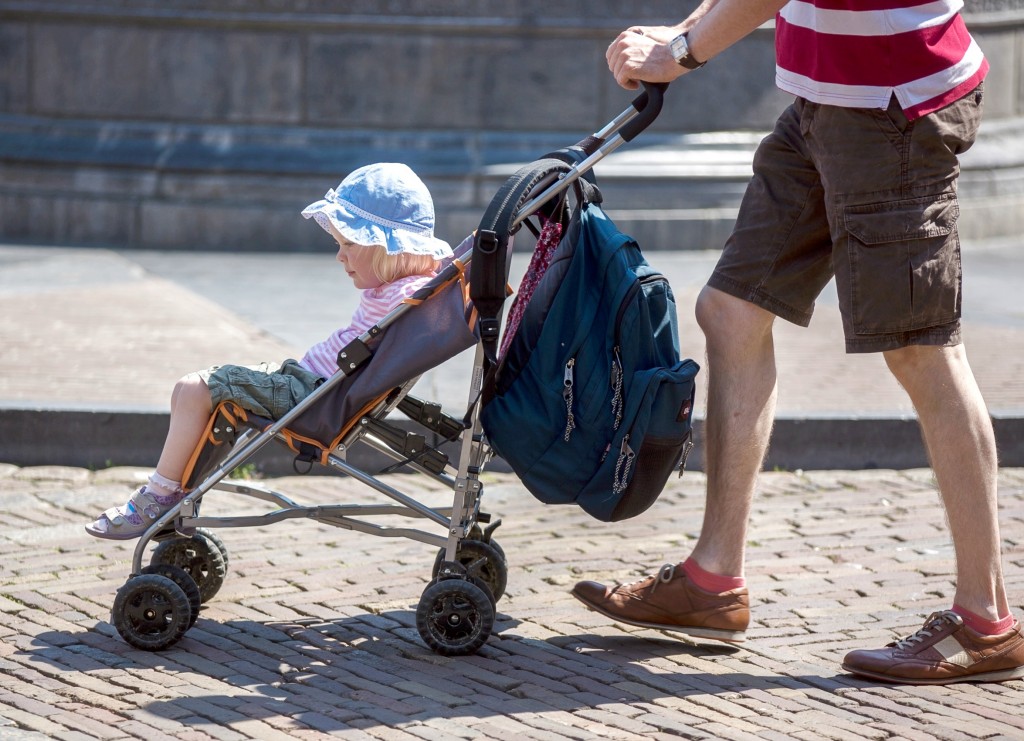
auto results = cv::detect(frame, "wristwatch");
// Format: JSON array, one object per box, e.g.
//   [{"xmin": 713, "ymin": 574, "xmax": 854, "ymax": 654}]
[{"xmin": 669, "ymin": 32, "xmax": 706, "ymax": 70}]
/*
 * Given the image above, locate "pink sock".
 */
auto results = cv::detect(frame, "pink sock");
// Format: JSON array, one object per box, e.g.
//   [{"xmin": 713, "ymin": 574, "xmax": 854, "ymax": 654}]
[
  {"xmin": 682, "ymin": 557, "xmax": 746, "ymax": 593},
  {"xmin": 952, "ymin": 604, "xmax": 1015, "ymax": 635}
]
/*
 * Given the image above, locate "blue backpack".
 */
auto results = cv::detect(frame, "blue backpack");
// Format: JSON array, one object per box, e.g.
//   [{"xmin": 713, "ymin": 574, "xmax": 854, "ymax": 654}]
[{"xmin": 480, "ymin": 197, "xmax": 699, "ymax": 521}]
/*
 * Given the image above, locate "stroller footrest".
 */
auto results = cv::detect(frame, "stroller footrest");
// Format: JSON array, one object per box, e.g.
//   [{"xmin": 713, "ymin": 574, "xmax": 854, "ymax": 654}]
[
  {"xmin": 397, "ymin": 396, "xmax": 465, "ymax": 441},
  {"xmin": 361, "ymin": 417, "xmax": 449, "ymax": 475}
]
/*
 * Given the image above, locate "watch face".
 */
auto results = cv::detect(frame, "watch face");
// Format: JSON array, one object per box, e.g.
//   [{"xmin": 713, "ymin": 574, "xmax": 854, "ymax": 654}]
[
  {"xmin": 670, "ymin": 34, "xmax": 687, "ymax": 61},
  {"xmin": 670, "ymin": 33, "xmax": 702, "ymax": 69}
]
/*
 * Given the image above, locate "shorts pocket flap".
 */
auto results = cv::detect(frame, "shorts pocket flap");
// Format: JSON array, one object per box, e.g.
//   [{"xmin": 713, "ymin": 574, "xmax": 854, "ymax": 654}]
[{"xmin": 845, "ymin": 195, "xmax": 958, "ymax": 245}]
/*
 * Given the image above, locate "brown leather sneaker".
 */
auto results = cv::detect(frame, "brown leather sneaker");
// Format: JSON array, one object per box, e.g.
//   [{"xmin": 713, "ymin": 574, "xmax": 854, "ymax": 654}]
[
  {"xmin": 842, "ymin": 611, "xmax": 1024, "ymax": 685},
  {"xmin": 571, "ymin": 563, "xmax": 749, "ymax": 643}
]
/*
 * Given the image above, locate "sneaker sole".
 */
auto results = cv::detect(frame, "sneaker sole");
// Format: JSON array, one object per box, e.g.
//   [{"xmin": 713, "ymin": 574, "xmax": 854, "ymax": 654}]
[
  {"xmin": 571, "ymin": 590, "xmax": 746, "ymax": 643},
  {"xmin": 84, "ymin": 523, "xmax": 175, "ymax": 541},
  {"xmin": 842, "ymin": 663, "xmax": 1024, "ymax": 685}
]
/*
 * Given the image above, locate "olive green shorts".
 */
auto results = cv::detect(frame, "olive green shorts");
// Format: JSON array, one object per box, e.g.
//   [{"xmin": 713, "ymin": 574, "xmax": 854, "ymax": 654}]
[
  {"xmin": 708, "ymin": 84, "xmax": 984, "ymax": 353},
  {"xmin": 199, "ymin": 359, "xmax": 325, "ymax": 419}
]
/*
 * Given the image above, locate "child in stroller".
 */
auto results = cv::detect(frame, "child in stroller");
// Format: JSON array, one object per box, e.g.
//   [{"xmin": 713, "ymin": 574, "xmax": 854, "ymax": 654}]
[{"xmin": 86, "ymin": 162, "xmax": 453, "ymax": 540}]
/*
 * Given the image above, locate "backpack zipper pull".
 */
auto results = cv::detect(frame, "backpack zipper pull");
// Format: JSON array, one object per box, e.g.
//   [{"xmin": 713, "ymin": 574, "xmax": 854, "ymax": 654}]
[
  {"xmin": 678, "ymin": 433, "xmax": 694, "ymax": 477},
  {"xmin": 562, "ymin": 357, "xmax": 576, "ymax": 442},
  {"xmin": 612, "ymin": 434, "xmax": 635, "ymax": 493},
  {"xmin": 610, "ymin": 346, "xmax": 623, "ymax": 430}
]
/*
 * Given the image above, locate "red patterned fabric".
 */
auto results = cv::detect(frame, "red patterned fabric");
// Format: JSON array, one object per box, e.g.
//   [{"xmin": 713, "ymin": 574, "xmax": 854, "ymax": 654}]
[{"xmin": 499, "ymin": 219, "xmax": 563, "ymax": 360}]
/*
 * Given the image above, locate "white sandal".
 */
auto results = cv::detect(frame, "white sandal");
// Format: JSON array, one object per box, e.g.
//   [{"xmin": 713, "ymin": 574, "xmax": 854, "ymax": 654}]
[{"xmin": 85, "ymin": 485, "xmax": 183, "ymax": 540}]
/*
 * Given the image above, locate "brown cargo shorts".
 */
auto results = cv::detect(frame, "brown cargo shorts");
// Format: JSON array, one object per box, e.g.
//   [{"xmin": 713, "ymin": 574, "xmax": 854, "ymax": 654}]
[{"xmin": 707, "ymin": 84, "xmax": 984, "ymax": 353}]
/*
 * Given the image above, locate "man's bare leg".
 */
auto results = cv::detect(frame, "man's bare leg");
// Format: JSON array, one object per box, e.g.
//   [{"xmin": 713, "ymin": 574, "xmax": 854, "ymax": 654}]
[
  {"xmin": 569, "ymin": 287, "xmax": 777, "ymax": 641},
  {"xmin": 690, "ymin": 286, "xmax": 779, "ymax": 577},
  {"xmin": 883, "ymin": 343, "xmax": 1009, "ymax": 620},
  {"xmin": 842, "ymin": 344, "xmax": 1023, "ymax": 685}
]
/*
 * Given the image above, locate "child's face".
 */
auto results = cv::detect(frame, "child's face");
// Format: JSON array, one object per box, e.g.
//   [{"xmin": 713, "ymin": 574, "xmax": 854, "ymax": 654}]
[{"xmin": 335, "ymin": 235, "xmax": 383, "ymax": 290}]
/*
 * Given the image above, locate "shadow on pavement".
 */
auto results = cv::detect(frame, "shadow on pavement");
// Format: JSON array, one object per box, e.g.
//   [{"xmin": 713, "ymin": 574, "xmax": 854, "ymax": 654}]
[{"xmin": 23, "ymin": 611, "xmax": 863, "ymax": 736}]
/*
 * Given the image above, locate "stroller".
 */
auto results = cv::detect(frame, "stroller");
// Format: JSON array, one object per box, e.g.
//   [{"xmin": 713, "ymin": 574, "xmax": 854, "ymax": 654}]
[{"xmin": 106, "ymin": 83, "xmax": 668, "ymax": 657}]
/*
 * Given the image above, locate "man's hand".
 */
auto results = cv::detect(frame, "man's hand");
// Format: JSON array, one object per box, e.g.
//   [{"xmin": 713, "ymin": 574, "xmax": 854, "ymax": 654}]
[
  {"xmin": 606, "ymin": 28, "xmax": 688, "ymax": 90},
  {"xmin": 608, "ymin": 0, "xmax": 786, "ymax": 90}
]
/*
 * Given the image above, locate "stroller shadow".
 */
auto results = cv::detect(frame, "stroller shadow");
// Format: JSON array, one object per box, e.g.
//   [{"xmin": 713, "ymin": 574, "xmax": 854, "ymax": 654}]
[{"xmin": 23, "ymin": 608, "xmax": 862, "ymax": 735}]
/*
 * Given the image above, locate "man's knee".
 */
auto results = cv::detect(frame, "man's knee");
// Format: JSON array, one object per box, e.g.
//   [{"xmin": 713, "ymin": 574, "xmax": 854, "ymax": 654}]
[
  {"xmin": 696, "ymin": 285, "xmax": 774, "ymax": 342},
  {"xmin": 884, "ymin": 343, "xmax": 965, "ymax": 379}
]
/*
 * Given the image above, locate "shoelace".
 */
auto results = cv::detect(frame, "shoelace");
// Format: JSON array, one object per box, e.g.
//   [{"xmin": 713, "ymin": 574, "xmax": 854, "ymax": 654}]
[
  {"xmin": 652, "ymin": 564, "xmax": 676, "ymax": 593},
  {"xmin": 893, "ymin": 610, "xmax": 963, "ymax": 650},
  {"xmin": 620, "ymin": 563, "xmax": 677, "ymax": 594}
]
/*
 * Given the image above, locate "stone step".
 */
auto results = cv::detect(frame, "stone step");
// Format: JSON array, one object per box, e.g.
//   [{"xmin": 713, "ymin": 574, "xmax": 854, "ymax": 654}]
[{"xmin": 2, "ymin": 115, "xmax": 1021, "ymax": 250}]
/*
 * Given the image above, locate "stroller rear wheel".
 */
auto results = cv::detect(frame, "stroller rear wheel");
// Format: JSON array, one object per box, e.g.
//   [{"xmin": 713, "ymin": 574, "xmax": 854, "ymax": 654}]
[
  {"xmin": 416, "ymin": 578, "xmax": 494, "ymax": 656},
  {"xmin": 195, "ymin": 527, "xmax": 230, "ymax": 571},
  {"xmin": 150, "ymin": 531, "xmax": 227, "ymax": 603},
  {"xmin": 112, "ymin": 573, "xmax": 193, "ymax": 651},
  {"xmin": 432, "ymin": 539, "xmax": 507, "ymax": 602}
]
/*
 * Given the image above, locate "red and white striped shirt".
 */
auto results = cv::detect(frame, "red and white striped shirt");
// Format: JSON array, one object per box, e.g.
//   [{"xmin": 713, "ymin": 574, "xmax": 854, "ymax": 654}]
[
  {"xmin": 299, "ymin": 272, "xmax": 434, "ymax": 378},
  {"xmin": 775, "ymin": 0, "xmax": 988, "ymax": 120}
]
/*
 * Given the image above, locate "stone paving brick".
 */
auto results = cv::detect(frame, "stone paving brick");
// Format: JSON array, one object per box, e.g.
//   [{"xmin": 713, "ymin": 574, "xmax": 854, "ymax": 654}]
[
  {"xmin": 2, "ymin": 468, "xmax": 1024, "ymax": 738},
  {"xmin": 0, "ymin": 704, "xmax": 71, "ymax": 736}
]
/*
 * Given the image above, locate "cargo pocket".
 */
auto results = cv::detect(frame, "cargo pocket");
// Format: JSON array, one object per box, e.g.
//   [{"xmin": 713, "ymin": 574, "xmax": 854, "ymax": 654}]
[
  {"xmin": 222, "ymin": 365, "xmax": 281, "ymax": 419},
  {"xmin": 844, "ymin": 194, "xmax": 961, "ymax": 335}
]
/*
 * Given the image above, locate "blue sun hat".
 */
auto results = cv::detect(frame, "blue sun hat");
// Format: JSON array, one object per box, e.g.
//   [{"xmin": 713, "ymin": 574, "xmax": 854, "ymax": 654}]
[{"xmin": 302, "ymin": 163, "xmax": 453, "ymax": 259}]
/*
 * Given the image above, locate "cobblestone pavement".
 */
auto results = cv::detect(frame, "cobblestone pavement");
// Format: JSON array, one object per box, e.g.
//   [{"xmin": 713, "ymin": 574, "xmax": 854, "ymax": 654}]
[{"xmin": 1, "ymin": 464, "xmax": 1022, "ymax": 740}]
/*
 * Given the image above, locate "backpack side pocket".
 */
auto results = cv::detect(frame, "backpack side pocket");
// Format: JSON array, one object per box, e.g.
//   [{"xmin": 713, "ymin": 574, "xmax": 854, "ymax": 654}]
[{"xmin": 579, "ymin": 359, "xmax": 699, "ymax": 521}]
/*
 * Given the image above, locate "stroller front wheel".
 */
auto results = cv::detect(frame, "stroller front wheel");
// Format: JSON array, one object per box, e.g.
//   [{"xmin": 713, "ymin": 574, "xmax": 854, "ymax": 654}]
[
  {"xmin": 141, "ymin": 563, "xmax": 202, "ymax": 629},
  {"xmin": 416, "ymin": 578, "xmax": 494, "ymax": 656},
  {"xmin": 112, "ymin": 573, "xmax": 193, "ymax": 651}
]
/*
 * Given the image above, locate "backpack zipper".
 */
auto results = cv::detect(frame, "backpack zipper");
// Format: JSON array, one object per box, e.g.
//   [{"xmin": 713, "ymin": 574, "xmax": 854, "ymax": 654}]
[
  {"xmin": 611, "ymin": 274, "xmax": 667, "ymax": 425},
  {"xmin": 612, "ymin": 434, "xmax": 635, "ymax": 494},
  {"xmin": 613, "ymin": 273, "xmax": 666, "ymax": 348},
  {"xmin": 678, "ymin": 433, "xmax": 694, "ymax": 478},
  {"xmin": 610, "ymin": 347, "xmax": 624, "ymax": 430},
  {"xmin": 562, "ymin": 357, "xmax": 576, "ymax": 442}
]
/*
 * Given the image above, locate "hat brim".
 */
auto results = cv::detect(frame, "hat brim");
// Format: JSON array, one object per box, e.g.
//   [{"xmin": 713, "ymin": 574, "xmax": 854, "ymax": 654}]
[{"xmin": 302, "ymin": 200, "xmax": 453, "ymax": 259}]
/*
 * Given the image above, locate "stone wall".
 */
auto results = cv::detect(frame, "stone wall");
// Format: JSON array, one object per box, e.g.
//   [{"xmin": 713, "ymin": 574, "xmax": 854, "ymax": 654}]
[{"xmin": 1, "ymin": 2, "xmax": 1022, "ymax": 251}]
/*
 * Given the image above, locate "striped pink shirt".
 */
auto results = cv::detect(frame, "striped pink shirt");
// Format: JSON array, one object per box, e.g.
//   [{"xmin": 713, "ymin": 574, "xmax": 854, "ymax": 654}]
[
  {"xmin": 299, "ymin": 273, "xmax": 435, "ymax": 378},
  {"xmin": 775, "ymin": 0, "xmax": 988, "ymax": 120}
]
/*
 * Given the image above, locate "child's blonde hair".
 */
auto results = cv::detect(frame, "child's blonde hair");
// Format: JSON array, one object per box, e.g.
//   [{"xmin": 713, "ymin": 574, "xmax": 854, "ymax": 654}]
[
  {"xmin": 366, "ymin": 244, "xmax": 440, "ymax": 284},
  {"xmin": 327, "ymin": 219, "xmax": 440, "ymax": 284}
]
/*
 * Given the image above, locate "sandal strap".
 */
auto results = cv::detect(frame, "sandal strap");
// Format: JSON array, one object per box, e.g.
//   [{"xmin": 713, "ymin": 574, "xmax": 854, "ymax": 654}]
[
  {"xmin": 99, "ymin": 504, "xmax": 133, "ymax": 527},
  {"xmin": 100, "ymin": 487, "xmax": 169, "ymax": 527}
]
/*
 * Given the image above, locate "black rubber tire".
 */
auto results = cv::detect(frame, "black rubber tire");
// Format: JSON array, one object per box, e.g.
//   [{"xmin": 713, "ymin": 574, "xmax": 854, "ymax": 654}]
[
  {"xmin": 468, "ymin": 524, "xmax": 507, "ymax": 563},
  {"xmin": 142, "ymin": 563, "xmax": 202, "ymax": 629},
  {"xmin": 416, "ymin": 579, "xmax": 494, "ymax": 656},
  {"xmin": 432, "ymin": 539, "xmax": 507, "ymax": 603},
  {"xmin": 150, "ymin": 532, "xmax": 227, "ymax": 603},
  {"xmin": 195, "ymin": 527, "xmax": 230, "ymax": 572},
  {"xmin": 112, "ymin": 573, "xmax": 192, "ymax": 651}
]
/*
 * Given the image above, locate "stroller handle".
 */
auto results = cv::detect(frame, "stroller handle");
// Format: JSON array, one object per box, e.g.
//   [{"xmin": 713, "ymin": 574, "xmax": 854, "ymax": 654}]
[
  {"xmin": 620, "ymin": 82, "xmax": 668, "ymax": 143},
  {"xmin": 509, "ymin": 81, "xmax": 669, "ymax": 228}
]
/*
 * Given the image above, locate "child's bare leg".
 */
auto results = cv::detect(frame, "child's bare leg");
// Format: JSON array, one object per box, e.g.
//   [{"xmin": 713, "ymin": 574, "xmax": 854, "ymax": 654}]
[
  {"xmin": 157, "ymin": 372, "xmax": 214, "ymax": 482},
  {"xmin": 86, "ymin": 373, "xmax": 214, "ymax": 539}
]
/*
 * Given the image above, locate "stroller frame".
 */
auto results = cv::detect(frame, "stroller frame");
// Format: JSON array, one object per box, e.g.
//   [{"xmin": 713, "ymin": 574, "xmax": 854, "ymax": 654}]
[{"xmin": 107, "ymin": 83, "xmax": 667, "ymax": 656}]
